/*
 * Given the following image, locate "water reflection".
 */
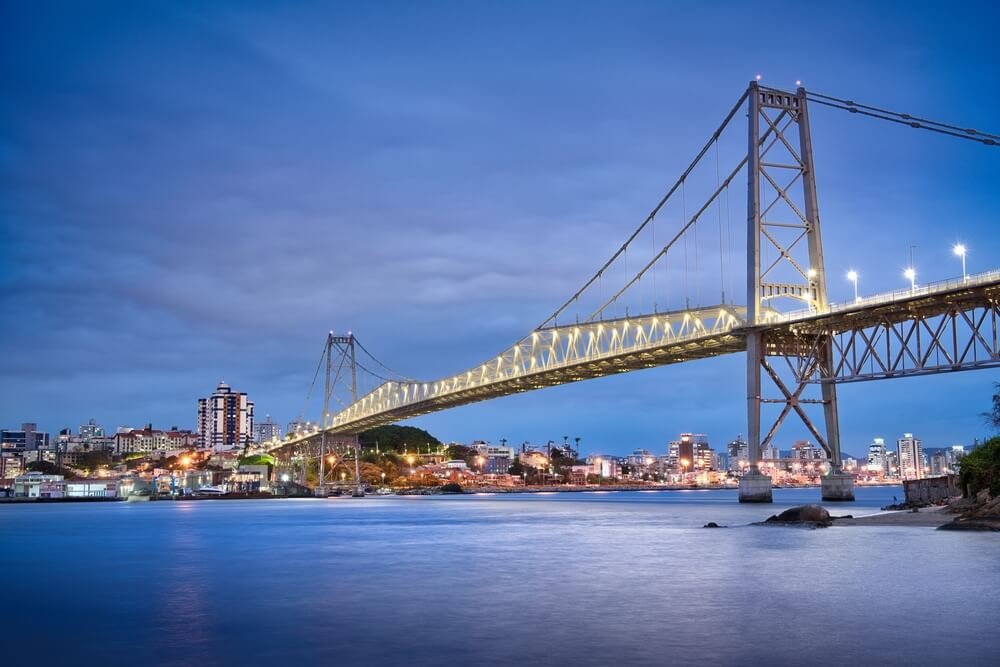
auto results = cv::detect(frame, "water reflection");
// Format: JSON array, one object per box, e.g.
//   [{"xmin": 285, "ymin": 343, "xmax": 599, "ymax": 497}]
[{"xmin": 2, "ymin": 488, "xmax": 998, "ymax": 666}]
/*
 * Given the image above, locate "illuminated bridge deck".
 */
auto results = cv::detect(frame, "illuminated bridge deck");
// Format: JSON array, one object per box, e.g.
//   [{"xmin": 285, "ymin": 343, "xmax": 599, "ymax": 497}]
[{"xmin": 269, "ymin": 269, "xmax": 1000, "ymax": 449}]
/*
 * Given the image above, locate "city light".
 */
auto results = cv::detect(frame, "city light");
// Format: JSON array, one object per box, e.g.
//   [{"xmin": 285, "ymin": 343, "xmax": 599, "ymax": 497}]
[
  {"xmin": 846, "ymin": 270, "xmax": 859, "ymax": 302},
  {"xmin": 904, "ymin": 267, "xmax": 916, "ymax": 293},
  {"xmin": 953, "ymin": 243, "xmax": 967, "ymax": 281}
]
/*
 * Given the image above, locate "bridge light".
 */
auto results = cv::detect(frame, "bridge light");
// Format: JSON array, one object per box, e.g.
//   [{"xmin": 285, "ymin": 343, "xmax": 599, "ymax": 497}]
[
  {"xmin": 953, "ymin": 244, "xmax": 968, "ymax": 281},
  {"xmin": 807, "ymin": 268, "xmax": 817, "ymax": 279},
  {"xmin": 846, "ymin": 270, "xmax": 859, "ymax": 302},
  {"xmin": 904, "ymin": 267, "xmax": 916, "ymax": 293}
]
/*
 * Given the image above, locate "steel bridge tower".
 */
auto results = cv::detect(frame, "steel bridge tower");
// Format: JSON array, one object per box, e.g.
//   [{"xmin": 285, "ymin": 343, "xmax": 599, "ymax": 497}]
[{"xmin": 741, "ymin": 82, "xmax": 852, "ymax": 502}]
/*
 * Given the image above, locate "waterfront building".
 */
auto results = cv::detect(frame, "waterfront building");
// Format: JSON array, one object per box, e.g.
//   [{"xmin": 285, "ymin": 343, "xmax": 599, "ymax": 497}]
[
  {"xmin": 1, "ymin": 423, "xmax": 50, "ymax": 455},
  {"xmin": 197, "ymin": 381, "xmax": 255, "ymax": 451},
  {"xmin": 761, "ymin": 442, "xmax": 780, "ymax": 463},
  {"xmin": 790, "ymin": 440, "xmax": 825, "ymax": 461},
  {"xmin": 13, "ymin": 471, "xmax": 64, "ymax": 498},
  {"xmin": 519, "ymin": 450, "xmax": 549, "ymax": 470},
  {"xmin": 896, "ymin": 433, "xmax": 924, "ymax": 480},
  {"xmin": 867, "ymin": 438, "xmax": 888, "ymax": 475},
  {"xmin": 668, "ymin": 433, "xmax": 712, "ymax": 472},
  {"xmin": 885, "ymin": 450, "xmax": 900, "ymax": 478},
  {"xmin": 113, "ymin": 425, "xmax": 193, "ymax": 454},
  {"xmin": 255, "ymin": 415, "xmax": 282, "ymax": 443},
  {"xmin": 65, "ymin": 480, "xmax": 118, "ymax": 498},
  {"xmin": 727, "ymin": 436, "xmax": 748, "ymax": 471}
]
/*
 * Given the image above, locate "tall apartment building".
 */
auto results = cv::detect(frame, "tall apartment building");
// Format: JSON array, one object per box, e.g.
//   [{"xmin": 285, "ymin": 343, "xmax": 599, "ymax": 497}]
[
  {"xmin": 197, "ymin": 381, "xmax": 255, "ymax": 451},
  {"xmin": 896, "ymin": 433, "xmax": 924, "ymax": 480},
  {"xmin": 668, "ymin": 433, "xmax": 714, "ymax": 472},
  {"xmin": 254, "ymin": 415, "xmax": 282, "ymax": 444},
  {"xmin": 1, "ymin": 423, "xmax": 50, "ymax": 455},
  {"xmin": 867, "ymin": 438, "xmax": 888, "ymax": 475}
]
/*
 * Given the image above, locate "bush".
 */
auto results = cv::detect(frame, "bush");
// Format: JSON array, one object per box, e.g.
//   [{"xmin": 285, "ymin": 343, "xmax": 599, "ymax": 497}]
[
  {"xmin": 959, "ymin": 436, "xmax": 1000, "ymax": 498},
  {"xmin": 440, "ymin": 482, "xmax": 464, "ymax": 494}
]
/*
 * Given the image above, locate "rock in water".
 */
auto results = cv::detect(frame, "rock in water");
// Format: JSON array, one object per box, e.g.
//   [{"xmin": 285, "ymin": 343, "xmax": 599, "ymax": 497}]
[{"xmin": 762, "ymin": 504, "xmax": 833, "ymax": 527}]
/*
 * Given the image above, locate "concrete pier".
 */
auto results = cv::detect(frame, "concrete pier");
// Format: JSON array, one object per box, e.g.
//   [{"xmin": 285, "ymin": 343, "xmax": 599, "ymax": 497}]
[
  {"xmin": 738, "ymin": 471, "xmax": 773, "ymax": 503},
  {"xmin": 821, "ymin": 472, "xmax": 855, "ymax": 501}
]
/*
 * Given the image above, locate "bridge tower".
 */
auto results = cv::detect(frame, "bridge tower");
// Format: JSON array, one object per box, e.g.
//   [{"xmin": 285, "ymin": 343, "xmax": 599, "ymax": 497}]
[
  {"xmin": 317, "ymin": 332, "xmax": 364, "ymax": 496},
  {"xmin": 742, "ymin": 82, "xmax": 853, "ymax": 502}
]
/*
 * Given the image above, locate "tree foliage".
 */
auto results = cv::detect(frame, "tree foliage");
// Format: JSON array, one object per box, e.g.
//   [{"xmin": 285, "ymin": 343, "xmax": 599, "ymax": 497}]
[
  {"xmin": 960, "ymin": 436, "xmax": 1000, "ymax": 498},
  {"xmin": 359, "ymin": 425, "xmax": 441, "ymax": 452},
  {"xmin": 25, "ymin": 460, "xmax": 78, "ymax": 480},
  {"xmin": 239, "ymin": 454, "xmax": 275, "ymax": 468},
  {"xmin": 983, "ymin": 383, "xmax": 1000, "ymax": 430}
]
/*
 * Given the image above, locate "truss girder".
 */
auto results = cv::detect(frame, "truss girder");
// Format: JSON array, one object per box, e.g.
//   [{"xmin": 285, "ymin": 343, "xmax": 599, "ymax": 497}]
[{"xmin": 765, "ymin": 286, "xmax": 1000, "ymax": 384}]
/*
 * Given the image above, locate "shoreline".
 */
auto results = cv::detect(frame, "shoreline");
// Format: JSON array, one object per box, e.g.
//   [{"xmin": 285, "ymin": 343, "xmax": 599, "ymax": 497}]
[{"xmin": 833, "ymin": 505, "xmax": 954, "ymax": 527}]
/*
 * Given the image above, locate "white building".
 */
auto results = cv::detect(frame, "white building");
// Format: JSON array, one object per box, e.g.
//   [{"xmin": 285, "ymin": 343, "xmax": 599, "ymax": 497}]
[
  {"xmin": 197, "ymin": 381, "xmax": 255, "ymax": 451},
  {"xmin": 896, "ymin": 433, "xmax": 924, "ymax": 480},
  {"xmin": 254, "ymin": 415, "xmax": 282, "ymax": 444},
  {"xmin": 867, "ymin": 438, "xmax": 888, "ymax": 475}
]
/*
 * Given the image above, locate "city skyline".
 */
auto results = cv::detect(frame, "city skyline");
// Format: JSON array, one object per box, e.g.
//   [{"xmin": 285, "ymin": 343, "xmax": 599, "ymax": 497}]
[{"xmin": 3, "ymin": 2, "xmax": 999, "ymax": 454}]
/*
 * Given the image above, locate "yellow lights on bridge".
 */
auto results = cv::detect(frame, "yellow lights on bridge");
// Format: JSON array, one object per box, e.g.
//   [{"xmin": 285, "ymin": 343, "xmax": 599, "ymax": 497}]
[{"xmin": 904, "ymin": 267, "xmax": 917, "ymax": 293}]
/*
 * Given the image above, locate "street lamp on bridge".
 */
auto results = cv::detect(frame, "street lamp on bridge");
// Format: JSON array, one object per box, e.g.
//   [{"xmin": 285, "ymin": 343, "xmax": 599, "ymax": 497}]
[
  {"xmin": 953, "ymin": 244, "xmax": 968, "ymax": 281},
  {"xmin": 846, "ymin": 270, "xmax": 859, "ymax": 302},
  {"xmin": 904, "ymin": 267, "xmax": 917, "ymax": 293}
]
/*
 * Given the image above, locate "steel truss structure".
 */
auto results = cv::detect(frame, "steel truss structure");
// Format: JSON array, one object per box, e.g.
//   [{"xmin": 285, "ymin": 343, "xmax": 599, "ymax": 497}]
[
  {"xmin": 767, "ymin": 281, "xmax": 1000, "ymax": 384},
  {"xmin": 744, "ymin": 82, "xmax": 845, "ymax": 473}
]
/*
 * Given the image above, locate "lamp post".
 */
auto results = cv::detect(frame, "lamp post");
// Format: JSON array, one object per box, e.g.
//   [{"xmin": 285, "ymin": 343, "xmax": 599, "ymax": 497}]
[
  {"xmin": 846, "ymin": 270, "xmax": 859, "ymax": 302},
  {"xmin": 953, "ymin": 244, "xmax": 967, "ymax": 281},
  {"xmin": 904, "ymin": 267, "xmax": 916, "ymax": 294}
]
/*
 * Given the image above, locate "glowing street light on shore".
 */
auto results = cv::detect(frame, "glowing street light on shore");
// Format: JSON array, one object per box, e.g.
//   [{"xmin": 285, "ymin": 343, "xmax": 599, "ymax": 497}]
[
  {"xmin": 953, "ymin": 244, "xmax": 967, "ymax": 281},
  {"xmin": 846, "ymin": 270, "xmax": 859, "ymax": 302},
  {"xmin": 904, "ymin": 267, "xmax": 916, "ymax": 293}
]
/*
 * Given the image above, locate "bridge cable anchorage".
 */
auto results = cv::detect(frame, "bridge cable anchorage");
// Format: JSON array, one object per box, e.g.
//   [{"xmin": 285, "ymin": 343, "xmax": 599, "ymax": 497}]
[
  {"xmin": 806, "ymin": 91, "xmax": 1000, "ymax": 146},
  {"xmin": 536, "ymin": 87, "xmax": 751, "ymax": 330}
]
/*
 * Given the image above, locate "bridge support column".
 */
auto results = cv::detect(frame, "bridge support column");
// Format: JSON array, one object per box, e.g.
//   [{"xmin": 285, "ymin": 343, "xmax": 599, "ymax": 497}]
[
  {"xmin": 821, "ymin": 471, "xmax": 855, "ymax": 501},
  {"xmin": 741, "ymin": 330, "xmax": 773, "ymax": 503},
  {"xmin": 739, "ymin": 470, "xmax": 773, "ymax": 503}
]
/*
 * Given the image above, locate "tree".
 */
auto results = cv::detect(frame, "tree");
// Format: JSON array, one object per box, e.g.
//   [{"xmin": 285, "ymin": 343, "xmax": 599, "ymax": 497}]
[
  {"xmin": 75, "ymin": 450, "xmax": 112, "ymax": 472},
  {"xmin": 983, "ymin": 382, "xmax": 1000, "ymax": 430},
  {"xmin": 959, "ymin": 436, "xmax": 1000, "ymax": 498},
  {"xmin": 26, "ymin": 460, "xmax": 77, "ymax": 480},
  {"xmin": 358, "ymin": 425, "xmax": 441, "ymax": 452}
]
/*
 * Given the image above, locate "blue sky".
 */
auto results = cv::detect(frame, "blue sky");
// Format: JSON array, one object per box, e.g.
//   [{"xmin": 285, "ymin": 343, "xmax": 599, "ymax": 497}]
[{"xmin": 2, "ymin": 1, "xmax": 998, "ymax": 456}]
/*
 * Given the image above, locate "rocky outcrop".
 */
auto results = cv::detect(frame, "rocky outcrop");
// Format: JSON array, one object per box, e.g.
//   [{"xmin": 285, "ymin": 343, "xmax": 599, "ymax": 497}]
[
  {"xmin": 940, "ymin": 490, "xmax": 1000, "ymax": 531},
  {"xmin": 758, "ymin": 504, "xmax": 834, "ymax": 528}
]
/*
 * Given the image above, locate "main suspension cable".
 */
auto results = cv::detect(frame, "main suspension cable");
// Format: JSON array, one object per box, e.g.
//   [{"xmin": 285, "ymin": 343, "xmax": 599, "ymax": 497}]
[
  {"xmin": 806, "ymin": 91, "xmax": 998, "ymax": 146},
  {"xmin": 537, "ymin": 87, "xmax": 752, "ymax": 329}
]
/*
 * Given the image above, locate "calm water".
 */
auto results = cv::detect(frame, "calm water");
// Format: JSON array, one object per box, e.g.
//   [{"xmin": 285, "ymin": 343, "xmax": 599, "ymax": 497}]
[{"xmin": 2, "ymin": 486, "xmax": 998, "ymax": 666}]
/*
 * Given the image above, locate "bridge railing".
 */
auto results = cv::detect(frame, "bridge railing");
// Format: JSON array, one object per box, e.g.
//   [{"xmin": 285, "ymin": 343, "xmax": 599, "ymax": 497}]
[{"xmin": 771, "ymin": 268, "xmax": 1000, "ymax": 324}]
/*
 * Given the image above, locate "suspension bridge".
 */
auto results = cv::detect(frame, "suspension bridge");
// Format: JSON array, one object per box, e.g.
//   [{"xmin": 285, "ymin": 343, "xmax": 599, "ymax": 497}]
[{"xmin": 268, "ymin": 81, "xmax": 1000, "ymax": 502}]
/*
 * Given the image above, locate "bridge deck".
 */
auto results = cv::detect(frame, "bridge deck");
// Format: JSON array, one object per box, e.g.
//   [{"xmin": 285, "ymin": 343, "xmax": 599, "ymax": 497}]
[{"xmin": 269, "ymin": 269, "xmax": 1000, "ymax": 450}]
